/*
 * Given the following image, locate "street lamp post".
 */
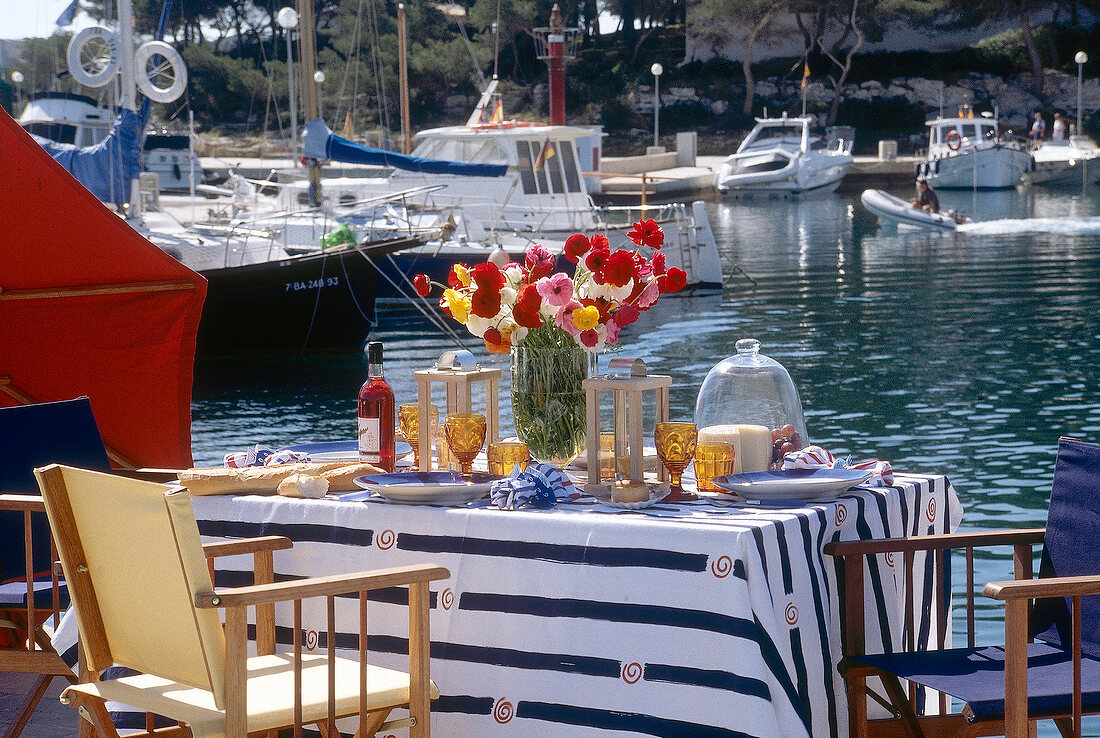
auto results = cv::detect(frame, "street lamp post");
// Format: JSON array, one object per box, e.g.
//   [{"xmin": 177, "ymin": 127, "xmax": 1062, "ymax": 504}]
[
  {"xmin": 10, "ymin": 70, "xmax": 23, "ymax": 113},
  {"xmin": 313, "ymin": 69, "xmax": 325, "ymax": 121},
  {"xmin": 277, "ymin": 7, "xmax": 300, "ymax": 156},
  {"xmin": 650, "ymin": 62, "xmax": 663, "ymax": 149},
  {"xmin": 1075, "ymin": 51, "xmax": 1088, "ymax": 136}
]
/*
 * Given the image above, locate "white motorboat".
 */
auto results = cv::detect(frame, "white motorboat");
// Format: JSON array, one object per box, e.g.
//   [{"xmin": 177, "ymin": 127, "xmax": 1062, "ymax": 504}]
[
  {"xmin": 298, "ymin": 113, "xmax": 724, "ymax": 294},
  {"xmin": 19, "ymin": 91, "xmax": 204, "ymax": 192},
  {"xmin": 713, "ymin": 115, "xmax": 853, "ymax": 195},
  {"xmin": 1023, "ymin": 135, "xmax": 1100, "ymax": 186},
  {"xmin": 860, "ymin": 189, "xmax": 964, "ymax": 230},
  {"xmin": 917, "ymin": 112, "xmax": 1030, "ymax": 189}
]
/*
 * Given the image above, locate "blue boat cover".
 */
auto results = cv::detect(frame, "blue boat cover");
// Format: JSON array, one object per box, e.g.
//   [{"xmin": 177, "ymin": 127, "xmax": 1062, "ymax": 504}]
[
  {"xmin": 31, "ymin": 108, "xmax": 143, "ymax": 206},
  {"xmin": 301, "ymin": 117, "xmax": 508, "ymax": 177}
]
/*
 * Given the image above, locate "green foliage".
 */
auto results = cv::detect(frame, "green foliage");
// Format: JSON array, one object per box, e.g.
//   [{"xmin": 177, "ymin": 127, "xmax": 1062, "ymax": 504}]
[{"xmin": 182, "ymin": 44, "xmax": 268, "ymax": 126}]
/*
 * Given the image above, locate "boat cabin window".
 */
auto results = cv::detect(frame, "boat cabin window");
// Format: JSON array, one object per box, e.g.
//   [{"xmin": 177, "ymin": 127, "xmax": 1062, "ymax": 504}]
[
  {"xmin": 24, "ymin": 121, "xmax": 77, "ymax": 144},
  {"xmin": 516, "ymin": 140, "xmax": 581, "ymax": 195},
  {"xmin": 961, "ymin": 123, "xmax": 977, "ymax": 141},
  {"xmin": 412, "ymin": 138, "xmax": 507, "ymax": 165},
  {"xmin": 754, "ymin": 125, "xmax": 803, "ymax": 143}
]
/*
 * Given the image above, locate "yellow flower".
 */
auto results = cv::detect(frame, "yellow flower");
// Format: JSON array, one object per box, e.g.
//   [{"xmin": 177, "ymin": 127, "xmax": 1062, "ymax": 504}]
[
  {"xmin": 452, "ymin": 264, "xmax": 471, "ymax": 288},
  {"xmin": 444, "ymin": 289, "xmax": 471, "ymax": 324},
  {"xmin": 571, "ymin": 305, "xmax": 600, "ymax": 331}
]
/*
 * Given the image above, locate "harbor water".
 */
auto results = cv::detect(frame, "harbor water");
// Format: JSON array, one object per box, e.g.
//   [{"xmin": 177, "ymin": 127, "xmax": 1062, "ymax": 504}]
[{"xmin": 192, "ymin": 184, "xmax": 1100, "ymax": 732}]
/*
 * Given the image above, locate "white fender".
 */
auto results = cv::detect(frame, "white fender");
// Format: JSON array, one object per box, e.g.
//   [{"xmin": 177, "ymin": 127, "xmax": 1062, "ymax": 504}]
[{"xmin": 134, "ymin": 41, "xmax": 187, "ymax": 103}]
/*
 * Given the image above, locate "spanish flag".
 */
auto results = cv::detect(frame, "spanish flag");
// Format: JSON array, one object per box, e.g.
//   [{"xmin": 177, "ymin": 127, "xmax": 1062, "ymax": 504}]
[
  {"xmin": 489, "ymin": 99, "xmax": 504, "ymax": 123},
  {"xmin": 801, "ymin": 61, "xmax": 811, "ymax": 90},
  {"xmin": 533, "ymin": 140, "xmax": 555, "ymax": 171}
]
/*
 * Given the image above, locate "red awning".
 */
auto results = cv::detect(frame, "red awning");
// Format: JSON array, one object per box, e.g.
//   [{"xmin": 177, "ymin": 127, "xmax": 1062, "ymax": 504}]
[{"xmin": 0, "ymin": 106, "xmax": 206, "ymax": 468}]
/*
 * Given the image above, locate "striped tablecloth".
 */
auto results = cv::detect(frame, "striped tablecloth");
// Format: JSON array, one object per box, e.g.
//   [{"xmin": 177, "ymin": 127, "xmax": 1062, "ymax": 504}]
[{"xmin": 163, "ymin": 472, "xmax": 959, "ymax": 738}]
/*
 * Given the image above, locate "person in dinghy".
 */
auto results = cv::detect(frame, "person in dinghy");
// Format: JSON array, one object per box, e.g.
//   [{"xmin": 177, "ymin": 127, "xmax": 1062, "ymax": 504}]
[{"xmin": 912, "ymin": 176, "xmax": 967, "ymax": 224}]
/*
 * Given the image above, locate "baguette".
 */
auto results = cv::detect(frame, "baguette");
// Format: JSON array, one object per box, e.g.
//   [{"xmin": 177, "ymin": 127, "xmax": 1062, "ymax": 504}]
[
  {"xmin": 319, "ymin": 463, "xmax": 383, "ymax": 492},
  {"xmin": 276, "ymin": 473, "xmax": 330, "ymax": 499},
  {"xmin": 178, "ymin": 462, "xmax": 351, "ymax": 496}
]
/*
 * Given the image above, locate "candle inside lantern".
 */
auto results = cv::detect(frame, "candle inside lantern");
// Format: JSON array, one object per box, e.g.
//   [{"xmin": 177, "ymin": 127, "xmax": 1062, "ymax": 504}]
[{"xmin": 698, "ymin": 424, "xmax": 771, "ymax": 473}]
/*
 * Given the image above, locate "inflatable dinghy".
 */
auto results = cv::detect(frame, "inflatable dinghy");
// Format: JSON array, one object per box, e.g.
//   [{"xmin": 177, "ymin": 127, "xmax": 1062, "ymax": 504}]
[{"xmin": 861, "ymin": 189, "xmax": 964, "ymax": 230}]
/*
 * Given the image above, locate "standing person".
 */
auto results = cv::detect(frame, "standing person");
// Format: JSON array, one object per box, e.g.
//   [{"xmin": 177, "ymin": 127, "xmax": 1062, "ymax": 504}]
[
  {"xmin": 1031, "ymin": 112, "xmax": 1046, "ymax": 145},
  {"xmin": 911, "ymin": 177, "xmax": 940, "ymax": 214},
  {"xmin": 1052, "ymin": 113, "xmax": 1067, "ymax": 142}
]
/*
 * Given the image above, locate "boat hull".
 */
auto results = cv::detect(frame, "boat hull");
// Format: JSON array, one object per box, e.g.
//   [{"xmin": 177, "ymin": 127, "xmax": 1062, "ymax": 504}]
[
  {"xmin": 918, "ymin": 145, "xmax": 1030, "ymax": 189},
  {"xmin": 715, "ymin": 153, "xmax": 851, "ymax": 195},
  {"xmin": 860, "ymin": 189, "xmax": 957, "ymax": 230},
  {"xmin": 194, "ymin": 237, "xmax": 415, "ymax": 353}
]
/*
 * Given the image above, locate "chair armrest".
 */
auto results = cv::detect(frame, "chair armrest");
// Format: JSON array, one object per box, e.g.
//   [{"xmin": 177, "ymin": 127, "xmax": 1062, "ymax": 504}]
[
  {"xmin": 985, "ymin": 575, "xmax": 1100, "ymax": 601},
  {"xmin": 194, "ymin": 563, "xmax": 451, "ymax": 609},
  {"xmin": 201, "ymin": 536, "xmax": 293, "ymax": 559},
  {"xmin": 825, "ymin": 528, "xmax": 1046, "ymax": 558},
  {"xmin": 111, "ymin": 468, "xmax": 182, "ymax": 483},
  {"xmin": 0, "ymin": 493, "xmax": 45, "ymax": 512}
]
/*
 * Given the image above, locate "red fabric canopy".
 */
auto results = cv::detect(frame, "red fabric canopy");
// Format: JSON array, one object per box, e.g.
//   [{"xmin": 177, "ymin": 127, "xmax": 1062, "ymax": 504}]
[{"xmin": 0, "ymin": 106, "xmax": 206, "ymax": 468}]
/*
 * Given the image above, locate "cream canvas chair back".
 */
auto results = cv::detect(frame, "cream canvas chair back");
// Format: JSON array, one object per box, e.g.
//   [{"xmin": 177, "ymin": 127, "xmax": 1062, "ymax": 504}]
[{"xmin": 35, "ymin": 465, "xmax": 228, "ymax": 706}]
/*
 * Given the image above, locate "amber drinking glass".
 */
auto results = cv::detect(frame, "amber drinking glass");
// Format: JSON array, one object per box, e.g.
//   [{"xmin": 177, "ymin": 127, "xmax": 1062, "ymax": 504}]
[
  {"xmin": 655, "ymin": 421, "xmax": 698, "ymax": 502},
  {"xmin": 398, "ymin": 403, "xmax": 438, "ymax": 471},
  {"xmin": 488, "ymin": 441, "xmax": 530, "ymax": 476},
  {"xmin": 694, "ymin": 441, "xmax": 736, "ymax": 492},
  {"xmin": 444, "ymin": 413, "xmax": 487, "ymax": 475}
]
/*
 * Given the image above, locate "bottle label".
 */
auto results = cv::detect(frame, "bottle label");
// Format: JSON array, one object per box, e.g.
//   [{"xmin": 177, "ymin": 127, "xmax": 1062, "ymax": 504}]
[{"xmin": 358, "ymin": 417, "xmax": 381, "ymax": 462}]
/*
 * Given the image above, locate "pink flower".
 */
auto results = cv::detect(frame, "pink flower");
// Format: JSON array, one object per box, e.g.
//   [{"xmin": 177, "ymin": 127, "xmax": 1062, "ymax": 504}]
[
  {"xmin": 604, "ymin": 319, "xmax": 622, "ymax": 345},
  {"xmin": 634, "ymin": 279, "xmax": 661, "ymax": 310},
  {"xmin": 554, "ymin": 299, "xmax": 583, "ymax": 335},
  {"xmin": 525, "ymin": 243, "xmax": 555, "ymax": 279},
  {"xmin": 536, "ymin": 273, "xmax": 574, "ymax": 307},
  {"xmin": 613, "ymin": 303, "xmax": 640, "ymax": 327}
]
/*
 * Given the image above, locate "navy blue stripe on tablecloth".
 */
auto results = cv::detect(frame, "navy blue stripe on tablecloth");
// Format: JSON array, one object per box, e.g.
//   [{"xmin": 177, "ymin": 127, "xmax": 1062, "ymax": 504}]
[
  {"xmin": 788, "ymin": 627, "xmax": 811, "ymax": 729},
  {"xmin": 850, "ymin": 493, "xmax": 894, "ymax": 654},
  {"xmin": 397, "ymin": 532, "xmax": 710, "ymax": 571},
  {"xmin": 197, "ymin": 518, "xmax": 374, "ymax": 547},
  {"xmin": 798, "ymin": 508, "xmax": 840, "ymax": 738},
  {"xmin": 642, "ymin": 663, "xmax": 772, "ymax": 700}
]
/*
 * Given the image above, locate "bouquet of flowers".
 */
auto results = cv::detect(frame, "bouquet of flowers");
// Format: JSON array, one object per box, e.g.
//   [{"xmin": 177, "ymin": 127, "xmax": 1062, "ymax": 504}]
[
  {"xmin": 413, "ymin": 220, "xmax": 686, "ymax": 465},
  {"xmin": 412, "ymin": 219, "xmax": 686, "ymax": 355}
]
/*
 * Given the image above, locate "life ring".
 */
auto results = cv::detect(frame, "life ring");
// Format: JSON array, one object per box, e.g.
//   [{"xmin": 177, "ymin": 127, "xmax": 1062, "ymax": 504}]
[
  {"xmin": 134, "ymin": 41, "xmax": 188, "ymax": 103},
  {"xmin": 945, "ymin": 130, "xmax": 962, "ymax": 151},
  {"xmin": 67, "ymin": 26, "xmax": 120, "ymax": 88}
]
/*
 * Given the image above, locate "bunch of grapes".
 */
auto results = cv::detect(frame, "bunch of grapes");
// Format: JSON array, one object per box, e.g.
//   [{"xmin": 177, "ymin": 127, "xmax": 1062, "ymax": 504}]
[{"xmin": 769, "ymin": 424, "xmax": 804, "ymax": 470}]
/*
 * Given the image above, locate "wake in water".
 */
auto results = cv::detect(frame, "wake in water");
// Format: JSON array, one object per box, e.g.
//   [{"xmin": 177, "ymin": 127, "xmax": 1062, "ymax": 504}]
[{"xmin": 959, "ymin": 217, "xmax": 1100, "ymax": 234}]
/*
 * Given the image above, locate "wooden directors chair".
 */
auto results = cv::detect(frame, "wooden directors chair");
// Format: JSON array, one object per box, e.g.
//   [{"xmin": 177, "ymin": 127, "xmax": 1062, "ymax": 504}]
[
  {"xmin": 827, "ymin": 436, "xmax": 1100, "ymax": 738},
  {"xmin": 35, "ymin": 464, "xmax": 448, "ymax": 738}
]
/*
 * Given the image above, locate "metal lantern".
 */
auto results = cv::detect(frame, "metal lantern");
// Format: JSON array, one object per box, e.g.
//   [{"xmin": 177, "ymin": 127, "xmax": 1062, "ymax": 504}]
[
  {"xmin": 414, "ymin": 350, "xmax": 501, "ymax": 471},
  {"xmin": 582, "ymin": 357, "xmax": 671, "ymax": 492}
]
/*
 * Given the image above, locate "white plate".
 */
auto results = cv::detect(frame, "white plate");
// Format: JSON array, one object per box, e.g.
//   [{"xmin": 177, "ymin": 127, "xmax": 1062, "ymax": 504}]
[
  {"xmin": 712, "ymin": 469, "xmax": 872, "ymax": 501},
  {"xmin": 281, "ymin": 440, "xmax": 412, "ymax": 464},
  {"xmin": 605, "ymin": 486, "xmax": 672, "ymax": 509},
  {"xmin": 352, "ymin": 471, "xmax": 500, "ymax": 505}
]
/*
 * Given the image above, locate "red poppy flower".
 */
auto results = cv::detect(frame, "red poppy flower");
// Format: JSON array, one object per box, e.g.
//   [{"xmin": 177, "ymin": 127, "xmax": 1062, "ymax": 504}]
[
  {"xmin": 470, "ymin": 288, "xmax": 502, "ymax": 318},
  {"xmin": 483, "ymin": 327, "xmax": 511, "ymax": 355},
  {"xmin": 651, "ymin": 251, "xmax": 667, "ymax": 276},
  {"xmin": 438, "ymin": 294, "xmax": 453, "ymax": 318},
  {"xmin": 579, "ymin": 329, "xmax": 600, "ymax": 347},
  {"xmin": 585, "ymin": 248, "xmax": 610, "ymax": 273},
  {"xmin": 627, "ymin": 219, "xmax": 664, "ymax": 249},
  {"xmin": 603, "ymin": 250, "xmax": 636, "ymax": 287},
  {"xmin": 413, "ymin": 274, "xmax": 431, "ymax": 297},
  {"xmin": 470, "ymin": 262, "xmax": 506, "ymax": 292},
  {"xmin": 590, "ymin": 233, "xmax": 610, "ymax": 251},
  {"xmin": 563, "ymin": 233, "xmax": 591, "ymax": 263},
  {"xmin": 664, "ymin": 267, "xmax": 687, "ymax": 293},
  {"xmin": 613, "ymin": 303, "xmax": 640, "ymax": 327},
  {"xmin": 512, "ymin": 285, "xmax": 544, "ymax": 329},
  {"xmin": 447, "ymin": 263, "xmax": 469, "ymax": 289}
]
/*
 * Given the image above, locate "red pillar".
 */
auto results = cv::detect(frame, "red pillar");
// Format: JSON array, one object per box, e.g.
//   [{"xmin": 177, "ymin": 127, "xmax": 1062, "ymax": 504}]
[{"xmin": 548, "ymin": 5, "xmax": 566, "ymax": 126}]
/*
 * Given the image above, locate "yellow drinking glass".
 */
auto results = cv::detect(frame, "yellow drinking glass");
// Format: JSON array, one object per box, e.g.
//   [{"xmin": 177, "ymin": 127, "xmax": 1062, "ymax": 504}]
[
  {"xmin": 694, "ymin": 441, "xmax": 736, "ymax": 493},
  {"xmin": 398, "ymin": 403, "xmax": 437, "ymax": 471},
  {"xmin": 444, "ymin": 413, "xmax": 487, "ymax": 475},
  {"xmin": 488, "ymin": 441, "xmax": 529, "ymax": 476},
  {"xmin": 655, "ymin": 421, "xmax": 698, "ymax": 502}
]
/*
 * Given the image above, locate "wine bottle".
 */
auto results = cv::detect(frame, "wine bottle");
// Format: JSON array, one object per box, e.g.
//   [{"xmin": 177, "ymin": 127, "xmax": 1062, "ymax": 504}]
[{"xmin": 358, "ymin": 341, "xmax": 396, "ymax": 472}]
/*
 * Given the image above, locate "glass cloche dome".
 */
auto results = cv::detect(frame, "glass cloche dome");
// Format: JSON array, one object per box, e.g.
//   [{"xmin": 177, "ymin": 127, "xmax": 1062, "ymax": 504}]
[{"xmin": 694, "ymin": 339, "xmax": 808, "ymax": 463}]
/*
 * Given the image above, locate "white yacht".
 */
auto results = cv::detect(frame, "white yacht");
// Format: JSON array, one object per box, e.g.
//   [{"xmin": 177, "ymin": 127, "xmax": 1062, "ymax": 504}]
[
  {"xmin": 297, "ymin": 116, "xmax": 724, "ymax": 294},
  {"xmin": 1023, "ymin": 135, "xmax": 1100, "ymax": 186},
  {"xmin": 713, "ymin": 115, "xmax": 854, "ymax": 196},
  {"xmin": 19, "ymin": 91, "xmax": 203, "ymax": 192},
  {"xmin": 917, "ymin": 112, "xmax": 1030, "ymax": 189}
]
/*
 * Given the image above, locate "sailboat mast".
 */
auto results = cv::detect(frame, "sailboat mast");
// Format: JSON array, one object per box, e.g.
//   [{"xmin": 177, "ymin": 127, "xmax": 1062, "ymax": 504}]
[
  {"xmin": 296, "ymin": 0, "xmax": 323, "ymax": 205},
  {"xmin": 398, "ymin": 4, "xmax": 412, "ymax": 154}
]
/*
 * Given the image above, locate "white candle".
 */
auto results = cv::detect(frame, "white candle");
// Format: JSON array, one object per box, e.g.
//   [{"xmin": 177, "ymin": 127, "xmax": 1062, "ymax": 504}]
[{"xmin": 698, "ymin": 424, "xmax": 772, "ymax": 473}]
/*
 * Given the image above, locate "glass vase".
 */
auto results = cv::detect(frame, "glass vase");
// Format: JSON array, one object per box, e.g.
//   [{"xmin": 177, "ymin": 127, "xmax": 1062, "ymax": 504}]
[{"xmin": 510, "ymin": 330, "xmax": 596, "ymax": 467}]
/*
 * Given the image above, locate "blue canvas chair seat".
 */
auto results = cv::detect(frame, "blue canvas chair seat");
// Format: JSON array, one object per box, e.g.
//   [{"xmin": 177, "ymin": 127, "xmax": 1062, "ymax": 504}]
[
  {"xmin": 0, "ymin": 576, "xmax": 69, "ymax": 610},
  {"xmin": 827, "ymin": 436, "xmax": 1100, "ymax": 738}
]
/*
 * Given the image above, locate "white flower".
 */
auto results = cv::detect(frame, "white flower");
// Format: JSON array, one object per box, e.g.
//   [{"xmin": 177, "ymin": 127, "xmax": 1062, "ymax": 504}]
[
  {"xmin": 580, "ymin": 279, "xmax": 632, "ymax": 303},
  {"xmin": 504, "ymin": 265, "xmax": 524, "ymax": 287}
]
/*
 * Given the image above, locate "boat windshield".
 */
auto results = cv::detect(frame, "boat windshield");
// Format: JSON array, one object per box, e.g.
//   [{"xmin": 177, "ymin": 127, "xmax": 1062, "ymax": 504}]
[
  {"xmin": 411, "ymin": 138, "xmax": 508, "ymax": 165},
  {"xmin": 753, "ymin": 125, "xmax": 804, "ymax": 143},
  {"xmin": 23, "ymin": 121, "xmax": 78, "ymax": 145}
]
